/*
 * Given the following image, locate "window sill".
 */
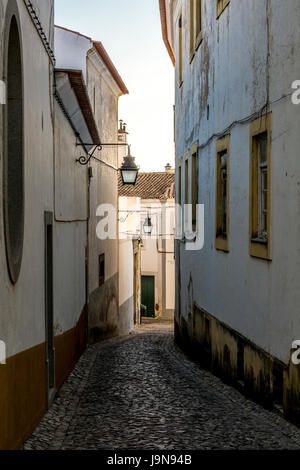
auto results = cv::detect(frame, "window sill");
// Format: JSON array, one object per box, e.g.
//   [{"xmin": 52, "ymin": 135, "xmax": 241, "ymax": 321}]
[
  {"xmin": 250, "ymin": 239, "xmax": 271, "ymax": 261},
  {"xmin": 195, "ymin": 32, "xmax": 203, "ymax": 51},
  {"xmin": 215, "ymin": 236, "xmax": 229, "ymax": 253}
]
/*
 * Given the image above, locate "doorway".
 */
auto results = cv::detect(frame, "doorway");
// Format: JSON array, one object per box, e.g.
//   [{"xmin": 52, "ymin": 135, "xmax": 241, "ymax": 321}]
[
  {"xmin": 141, "ymin": 276, "xmax": 155, "ymax": 318},
  {"xmin": 45, "ymin": 212, "xmax": 55, "ymax": 407},
  {"xmin": 133, "ymin": 253, "xmax": 138, "ymax": 324}
]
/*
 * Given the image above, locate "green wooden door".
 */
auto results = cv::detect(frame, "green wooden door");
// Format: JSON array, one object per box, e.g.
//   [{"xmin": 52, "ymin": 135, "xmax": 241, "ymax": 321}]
[{"xmin": 141, "ymin": 276, "xmax": 155, "ymax": 317}]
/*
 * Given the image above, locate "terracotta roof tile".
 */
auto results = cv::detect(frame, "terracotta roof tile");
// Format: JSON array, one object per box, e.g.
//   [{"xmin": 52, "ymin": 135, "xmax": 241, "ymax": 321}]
[{"xmin": 118, "ymin": 172, "xmax": 175, "ymax": 200}]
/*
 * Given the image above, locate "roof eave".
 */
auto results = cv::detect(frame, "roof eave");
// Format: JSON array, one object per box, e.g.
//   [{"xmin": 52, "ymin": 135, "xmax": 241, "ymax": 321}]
[
  {"xmin": 159, "ymin": 0, "xmax": 175, "ymax": 66},
  {"xmin": 56, "ymin": 68, "xmax": 100, "ymax": 144}
]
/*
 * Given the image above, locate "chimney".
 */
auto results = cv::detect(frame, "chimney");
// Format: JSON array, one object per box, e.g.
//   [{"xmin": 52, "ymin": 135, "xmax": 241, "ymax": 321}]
[
  {"xmin": 165, "ymin": 163, "xmax": 174, "ymax": 173},
  {"xmin": 119, "ymin": 119, "xmax": 128, "ymax": 134}
]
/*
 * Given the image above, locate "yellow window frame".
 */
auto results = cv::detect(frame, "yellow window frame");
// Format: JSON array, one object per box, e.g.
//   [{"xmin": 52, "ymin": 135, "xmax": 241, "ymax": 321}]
[
  {"xmin": 195, "ymin": 0, "xmax": 203, "ymax": 50},
  {"xmin": 216, "ymin": 0, "xmax": 230, "ymax": 19},
  {"xmin": 190, "ymin": 0, "xmax": 203, "ymax": 62},
  {"xmin": 189, "ymin": 0, "xmax": 195, "ymax": 62}
]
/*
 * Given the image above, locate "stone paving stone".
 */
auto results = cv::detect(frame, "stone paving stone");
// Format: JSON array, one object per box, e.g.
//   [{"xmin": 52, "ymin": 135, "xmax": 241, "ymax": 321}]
[{"xmin": 24, "ymin": 322, "xmax": 300, "ymax": 450}]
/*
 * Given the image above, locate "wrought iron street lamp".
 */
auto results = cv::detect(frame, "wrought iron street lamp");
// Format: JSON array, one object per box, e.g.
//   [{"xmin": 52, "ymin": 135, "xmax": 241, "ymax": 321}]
[{"xmin": 76, "ymin": 141, "xmax": 139, "ymax": 186}]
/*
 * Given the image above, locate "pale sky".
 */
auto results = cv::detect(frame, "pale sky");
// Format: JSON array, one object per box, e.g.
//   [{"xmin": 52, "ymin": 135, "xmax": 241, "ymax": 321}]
[{"xmin": 55, "ymin": 0, "xmax": 175, "ymax": 172}]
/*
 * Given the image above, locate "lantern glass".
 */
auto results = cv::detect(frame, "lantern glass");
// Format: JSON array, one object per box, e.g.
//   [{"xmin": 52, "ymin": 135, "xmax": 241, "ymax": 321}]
[{"xmin": 121, "ymin": 169, "xmax": 138, "ymax": 185}]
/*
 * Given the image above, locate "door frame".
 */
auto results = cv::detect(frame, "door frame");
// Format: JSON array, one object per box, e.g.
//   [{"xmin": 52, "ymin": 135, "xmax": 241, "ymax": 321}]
[
  {"xmin": 44, "ymin": 211, "xmax": 55, "ymax": 407},
  {"xmin": 141, "ymin": 275, "xmax": 156, "ymax": 318}
]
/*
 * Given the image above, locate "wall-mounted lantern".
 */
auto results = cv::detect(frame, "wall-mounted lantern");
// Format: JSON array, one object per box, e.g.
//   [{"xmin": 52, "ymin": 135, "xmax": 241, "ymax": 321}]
[
  {"xmin": 143, "ymin": 215, "xmax": 152, "ymax": 235},
  {"xmin": 76, "ymin": 141, "xmax": 139, "ymax": 186},
  {"xmin": 119, "ymin": 145, "xmax": 139, "ymax": 186}
]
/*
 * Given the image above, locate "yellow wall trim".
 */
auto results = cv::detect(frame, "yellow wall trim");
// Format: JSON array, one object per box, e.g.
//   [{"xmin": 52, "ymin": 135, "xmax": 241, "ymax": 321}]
[{"xmin": 0, "ymin": 307, "xmax": 87, "ymax": 449}]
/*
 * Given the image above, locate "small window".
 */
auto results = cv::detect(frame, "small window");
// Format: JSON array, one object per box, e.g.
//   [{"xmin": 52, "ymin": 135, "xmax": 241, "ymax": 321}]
[
  {"xmin": 184, "ymin": 151, "xmax": 189, "ymax": 231},
  {"xmin": 216, "ymin": 0, "xmax": 230, "ymax": 19},
  {"xmin": 195, "ymin": 1, "xmax": 203, "ymax": 49},
  {"xmin": 185, "ymin": 153, "xmax": 189, "ymax": 206},
  {"xmin": 189, "ymin": 0, "xmax": 195, "ymax": 60},
  {"xmin": 215, "ymin": 136, "xmax": 230, "ymax": 252},
  {"xmin": 190, "ymin": 0, "xmax": 203, "ymax": 61},
  {"xmin": 99, "ymin": 254, "xmax": 105, "ymax": 286},
  {"xmin": 177, "ymin": 161, "xmax": 182, "ymax": 206},
  {"xmin": 257, "ymin": 133, "xmax": 268, "ymax": 239},
  {"xmin": 249, "ymin": 114, "xmax": 272, "ymax": 260},
  {"xmin": 178, "ymin": 14, "xmax": 183, "ymax": 86},
  {"xmin": 191, "ymin": 142, "xmax": 198, "ymax": 231}
]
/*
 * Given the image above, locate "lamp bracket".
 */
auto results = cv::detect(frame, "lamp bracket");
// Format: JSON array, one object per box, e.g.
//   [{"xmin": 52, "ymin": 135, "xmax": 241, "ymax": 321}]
[{"xmin": 76, "ymin": 142, "xmax": 129, "ymax": 166}]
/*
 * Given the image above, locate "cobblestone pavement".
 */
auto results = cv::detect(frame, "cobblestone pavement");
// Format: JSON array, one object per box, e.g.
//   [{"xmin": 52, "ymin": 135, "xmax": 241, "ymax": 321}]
[{"xmin": 24, "ymin": 321, "xmax": 300, "ymax": 450}]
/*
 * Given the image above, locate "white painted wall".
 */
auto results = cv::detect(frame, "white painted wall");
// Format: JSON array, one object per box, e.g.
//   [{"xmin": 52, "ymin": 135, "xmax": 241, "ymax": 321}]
[
  {"xmin": 55, "ymin": 27, "xmax": 92, "ymax": 82},
  {"xmin": 141, "ymin": 198, "xmax": 175, "ymax": 317},
  {"xmin": 172, "ymin": 0, "xmax": 300, "ymax": 363},
  {"xmin": 0, "ymin": 0, "xmax": 55, "ymax": 358},
  {"xmin": 53, "ymin": 96, "xmax": 88, "ymax": 335}
]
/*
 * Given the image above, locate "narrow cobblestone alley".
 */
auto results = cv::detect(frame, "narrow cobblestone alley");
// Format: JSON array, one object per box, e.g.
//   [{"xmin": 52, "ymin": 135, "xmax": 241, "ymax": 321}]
[{"xmin": 24, "ymin": 322, "xmax": 300, "ymax": 450}]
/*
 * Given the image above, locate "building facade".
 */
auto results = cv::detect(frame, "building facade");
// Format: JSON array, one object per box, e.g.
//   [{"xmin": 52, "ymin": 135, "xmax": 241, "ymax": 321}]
[
  {"xmin": 160, "ymin": 0, "xmax": 300, "ymax": 420},
  {"xmin": 119, "ymin": 165, "xmax": 175, "ymax": 321},
  {"xmin": 0, "ymin": 0, "xmax": 55, "ymax": 449},
  {"xmin": 55, "ymin": 26, "xmax": 129, "ymax": 342},
  {"xmin": 0, "ymin": 1, "xmax": 128, "ymax": 448}
]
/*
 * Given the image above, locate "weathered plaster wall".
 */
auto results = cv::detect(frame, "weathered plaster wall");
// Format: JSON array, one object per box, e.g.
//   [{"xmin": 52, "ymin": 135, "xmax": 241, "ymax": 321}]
[
  {"xmin": 118, "ymin": 196, "xmax": 142, "ymax": 329},
  {"xmin": 141, "ymin": 199, "xmax": 175, "ymax": 318},
  {"xmin": 86, "ymin": 51, "xmax": 121, "ymax": 340},
  {"xmin": 53, "ymin": 99, "xmax": 87, "ymax": 336},
  {"xmin": 0, "ymin": 0, "xmax": 54, "ymax": 359},
  {"xmin": 119, "ymin": 238, "xmax": 134, "ymax": 332},
  {"xmin": 0, "ymin": 0, "xmax": 55, "ymax": 448},
  {"xmin": 174, "ymin": 0, "xmax": 300, "ymax": 365}
]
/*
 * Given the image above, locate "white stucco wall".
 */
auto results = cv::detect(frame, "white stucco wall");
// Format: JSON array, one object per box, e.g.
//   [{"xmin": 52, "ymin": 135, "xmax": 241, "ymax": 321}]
[
  {"xmin": 53, "ymin": 97, "xmax": 88, "ymax": 335},
  {"xmin": 173, "ymin": 0, "xmax": 300, "ymax": 363},
  {"xmin": 87, "ymin": 52, "xmax": 119, "ymax": 290},
  {"xmin": 141, "ymin": 199, "xmax": 175, "ymax": 317},
  {"xmin": 0, "ymin": 0, "xmax": 55, "ymax": 358},
  {"xmin": 55, "ymin": 27, "xmax": 92, "ymax": 82}
]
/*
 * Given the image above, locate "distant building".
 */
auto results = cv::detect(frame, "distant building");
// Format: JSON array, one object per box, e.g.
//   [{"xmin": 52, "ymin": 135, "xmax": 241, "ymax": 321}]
[
  {"xmin": 160, "ymin": 0, "xmax": 300, "ymax": 419},
  {"xmin": 119, "ymin": 139, "xmax": 175, "ymax": 322}
]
